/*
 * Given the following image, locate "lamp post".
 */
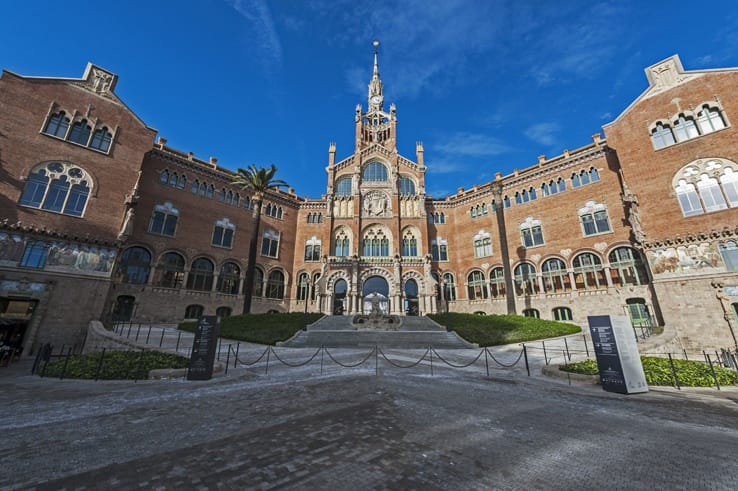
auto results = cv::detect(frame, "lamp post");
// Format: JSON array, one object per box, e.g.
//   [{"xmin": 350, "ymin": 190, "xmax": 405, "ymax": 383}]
[{"xmin": 491, "ymin": 180, "xmax": 517, "ymax": 315}]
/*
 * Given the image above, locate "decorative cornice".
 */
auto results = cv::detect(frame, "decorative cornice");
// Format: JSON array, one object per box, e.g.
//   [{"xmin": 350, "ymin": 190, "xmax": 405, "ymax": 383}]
[
  {"xmin": 642, "ymin": 226, "xmax": 738, "ymax": 250},
  {"xmin": 0, "ymin": 219, "xmax": 118, "ymax": 247}
]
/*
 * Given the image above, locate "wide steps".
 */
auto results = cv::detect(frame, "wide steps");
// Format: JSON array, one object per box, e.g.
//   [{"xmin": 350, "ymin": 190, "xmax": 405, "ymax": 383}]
[{"xmin": 280, "ymin": 330, "xmax": 476, "ymax": 349}]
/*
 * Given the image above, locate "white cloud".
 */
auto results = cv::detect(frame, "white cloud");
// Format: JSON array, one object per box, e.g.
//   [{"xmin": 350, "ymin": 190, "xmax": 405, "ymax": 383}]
[
  {"xmin": 225, "ymin": 0, "xmax": 283, "ymax": 72},
  {"xmin": 433, "ymin": 132, "xmax": 511, "ymax": 157},
  {"xmin": 524, "ymin": 123, "xmax": 560, "ymax": 146}
]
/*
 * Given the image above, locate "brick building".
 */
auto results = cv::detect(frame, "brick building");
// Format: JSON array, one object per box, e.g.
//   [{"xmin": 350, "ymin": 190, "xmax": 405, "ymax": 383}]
[{"xmin": 1, "ymin": 52, "xmax": 737, "ymax": 355}]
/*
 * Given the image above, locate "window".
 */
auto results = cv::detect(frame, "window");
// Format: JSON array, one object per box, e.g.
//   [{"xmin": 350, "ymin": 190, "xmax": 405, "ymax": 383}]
[
  {"xmin": 573, "ymin": 252, "xmax": 606, "ymax": 290},
  {"xmin": 89, "ymin": 127, "xmax": 112, "ymax": 152},
  {"xmin": 265, "ymin": 203, "xmax": 283, "ymax": 219},
  {"xmin": 541, "ymin": 258, "xmax": 570, "ymax": 293},
  {"xmin": 206, "ymin": 185, "xmax": 214, "ymax": 199},
  {"xmin": 148, "ymin": 202, "xmax": 179, "ymax": 237},
  {"xmin": 673, "ymin": 115, "xmax": 699, "ymax": 142},
  {"xmin": 503, "ymin": 196, "xmax": 511, "ymax": 208},
  {"xmin": 473, "ymin": 230, "xmax": 492, "ymax": 258},
  {"xmin": 43, "ymin": 111, "xmax": 70, "ymax": 138},
  {"xmin": 187, "ymin": 258, "xmax": 214, "ymax": 291},
  {"xmin": 431, "ymin": 238, "xmax": 448, "ymax": 261},
  {"xmin": 216, "ymin": 307, "xmax": 232, "ymax": 319},
  {"xmin": 609, "ymin": 247, "xmax": 649, "ymax": 286},
  {"xmin": 118, "ymin": 246, "xmax": 151, "ymax": 284},
  {"xmin": 490, "ymin": 267, "xmax": 506, "ymax": 297},
  {"xmin": 651, "ymin": 122, "xmax": 676, "ymax": 149},
  {"xmin": 443, "ymin": 272, "xmax": 457, "ymax": 301},
  {"xmin": 719, "ymin": 242, "xmax": 738, "ymax": 271},
  {"xmin": 20, "ymin": 241, "xmax": 49, "ymax": 269},
  {"xmin": 542, "ymin": 182, "xmax": 550, "ymax": 197},
  {"xmin": 363, "ymin": 162, "xmax": 388, "ymax": 182},
  {"xmin": 399, "ymin": 176, "xmax": 416, "ymax": 196},
  {"xmin": 297, "ymin": 272, "xmax": 309, "ymax": 301},
  {"xmin": 212, "ymin": 218, "xmax": 235, "ymax": 248},
  {"xmin": 467, "ymin": 270, "xmax": 488, "ymax": 300},
  {"xmin": 697, "ymin": 105, "xmax": 726, "ymax": 134},
  {"xmin": 253, "ymin": 268, "xmax": 264, "ymax": 297},
  {"xmin": 362, "ymin": 228, "xmax": 390, "ymax": 257},
  {"xmin": 266, "ymin": 270, "xmax": 285, "ymax": 299},
  {"xmin": 243, "ymin": 196, "xmax": 254, "ymax": 209},
  {"xmin": 217, "ymin": 262, "xmax": 241, "ymax": 294},
  {"xmin": 304, "ymin": 237, "xmax": 321, "ymax": 261},
  {"xmin": 336, "ymin": 177, "xmax": 352, "ymax": 196},
  {"xmin": 429, "ymin": 212, "xmax": 446, "ymax": 224},
  {"xmin": 520, "ymin": 218, "xmax": 544, "ymax": 248},
  {"xmin": 522, "ymin": 308, "xmax": 540, "ymax": 318},
  {"xmin": 153, "ymin": 252, "xmax": 185, "ymax": 288},
  {"xmin": 261, "ymin": 230, "xmax": 280, "ymax": 258},
  {"xmin": 471, "ymin": 203, "xmax": 488, "ymax": 218},
  {"xmin": 553, "ymin": 307, "xmax": 572, "ymax": 321},
  {"xmin": 19, "ymin": 162, "xmax": 91, "ymax": 217},
  {"xmin": 674, "ymin": 160, "xmax": 738, "ymax": 216},
  {"xmin": 514, "ymin": 263, "xmax": 538, "ymax": 295},
  {"xmin": 579, "ymin": 201, "xmax": 611, "ymax": 236},
  {"xmin": 401, "ymin": 230, "xmax": 418, "ymax": 257},
  {"xmin": 334, "ymin": 230, "xmax": 350, "ymax": 256},
  {"xmin": 184, "ymin": 305, "xmax": 204, "ymax": 319},
  {"xmin": 571, "ymin": 173, "xmax": 581, "ymax": 188},
  {"xmin": 68, "ymin": 119, "xmax": 91, "ymax": 145},
  {"xmin": 307, "ymin": 213, "xmax": 323, "ymax": 224},
  {"xmin": 557, "ymin": 178, "xmax": 566, "ymax": 193},
  {"xmin": 589, "ymin": 167, "xmax": 600, "ymax": 182}
]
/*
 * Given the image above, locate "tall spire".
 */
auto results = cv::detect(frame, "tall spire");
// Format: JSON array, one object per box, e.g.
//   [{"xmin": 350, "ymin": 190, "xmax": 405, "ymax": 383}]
[
  {"xmin": 368, "ymin": 40, "xmax": 384, "ymax": 106},
  {"xmin": 372, "ymin": 40, "xmax": 380, "ymax": 81}
]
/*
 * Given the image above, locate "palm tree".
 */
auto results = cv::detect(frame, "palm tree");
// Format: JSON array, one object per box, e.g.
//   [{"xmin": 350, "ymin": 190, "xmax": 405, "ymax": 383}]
[
  {"xmin": 232, "ymin": 164, "xmax": 289, "ymax": 314},
  {"xmin": 491, "ymin": 181, "xmax": 516, "ymax": 315}
]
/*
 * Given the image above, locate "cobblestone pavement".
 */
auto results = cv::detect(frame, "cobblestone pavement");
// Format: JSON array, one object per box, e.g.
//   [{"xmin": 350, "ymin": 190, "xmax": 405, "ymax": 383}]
[{"xmin": 2, "ymin": 352, "xmax": 738, "ymax": 491}]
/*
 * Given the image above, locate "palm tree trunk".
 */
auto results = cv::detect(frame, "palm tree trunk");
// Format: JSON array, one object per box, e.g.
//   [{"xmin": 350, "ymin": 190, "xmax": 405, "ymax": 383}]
[
  {"xmin": 492, "ymin": 183, "xmax": 516, "ymax": 315},
  {"xmin": 242, "ymin": 200, "xmax": 263, "ymax": 314}
]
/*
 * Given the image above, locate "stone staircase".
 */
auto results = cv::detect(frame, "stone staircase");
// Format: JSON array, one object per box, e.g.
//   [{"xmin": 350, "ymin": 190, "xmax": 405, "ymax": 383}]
[{"xmin": 279, "ymin": 315, "xmax": 477, "ymax": 349}]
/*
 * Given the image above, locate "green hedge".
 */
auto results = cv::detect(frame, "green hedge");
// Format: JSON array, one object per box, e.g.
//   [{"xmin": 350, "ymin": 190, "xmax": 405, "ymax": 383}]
[
  {"xmin": 38, "ymin": 350, "xmax": 188, "ymax": 380},
  {"xmin": 428, "ymin": 313, "xmax": 581, "ymax": 347},
  {"xmin": 179, "ymin": 313, "xmax": 324, "ymax": 345},
  {"xmin": 560, "ymin": 356, "xmax": 738, "ymax": 387}
]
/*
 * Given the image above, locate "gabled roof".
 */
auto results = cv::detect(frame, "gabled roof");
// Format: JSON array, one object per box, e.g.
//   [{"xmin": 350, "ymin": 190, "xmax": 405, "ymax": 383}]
[
  {"xmin": 3, "ymin": 62, "xmax": 156, "ymax": 131},
  {"xmin": 603, "ymin": 54, "xmax": 738, "ymax": 127}
]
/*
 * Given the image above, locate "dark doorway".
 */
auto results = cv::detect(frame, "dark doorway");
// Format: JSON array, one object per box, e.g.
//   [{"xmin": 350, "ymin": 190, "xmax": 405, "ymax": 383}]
[
  {"xmin": 361, "ymin": 276, "xmax": 390, "ymax": 314},
  {"xmin": 405, "ymin": 279, "xmax": 419, "ymax": 316},
  {"xmin": 112, "ymin": 295, "xmax": 136, "ymax": 322},
  {"xmin": 333, "ymin": 279, "xmax": 347, "ymax": 315},
  {"xmin": 0, "ymin": 297, "xmax": 37, "ymax": 362}
]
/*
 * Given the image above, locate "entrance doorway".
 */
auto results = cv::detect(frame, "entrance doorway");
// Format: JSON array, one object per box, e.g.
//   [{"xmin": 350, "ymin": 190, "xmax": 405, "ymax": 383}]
[
  {"xmin": 625, "ymin": 298, "xmax": 652, "ymax": 328},
  {"xmin": 362, "ymin": 276, "xmax": 389, "ymax": 314},
  {"xmin": 405, "ymin": 279, "xmax": 419, "ymax": 316},
  {"xmin": 0, "ymin": 297, "xmax": 37, "ymax": 362},
  {"xmin": 112, "ymin": 295, "xmax": 136, "ymax": 322},
  {"xmin": 333, "ymin": 279, "xmax": 347, "ymax": 315}
]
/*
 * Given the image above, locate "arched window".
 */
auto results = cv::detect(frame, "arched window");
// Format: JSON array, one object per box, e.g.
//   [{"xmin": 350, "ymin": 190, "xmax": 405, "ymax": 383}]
[
  {"xmin": 297, "ymin": 272, "xmax": 309, "ymax": 301},
  {"xmin": 696, "ymin": 174, "xmax": 728, "ymax": 212},
  {"xmin": 117, "ymin": 246, "xmax": 152, "ymax": 284},
  {"xmin": 467, "ymin": 270, "xmax": 488, "ymax": 300},
  {"xmin": 206, "ymin": 185, "xmax": 214, "ymax": 199},
  {"xmin": 557, "ymin": 178, "xmax": 566, "ymax": 193},
  {"xmin": 441, "ymin": 272, "xmax": 456, "ymax": 301},
  {"xmin": 68, "ymin": 119, "xmax": 91, "ymax": 145},
  {"xmin": 217, "ymin": 261, "xmax": 241, "ymax": 294},
  {"xmin": 579, "ymin": 201, "xmax": 611, "ymax": 236},
  {"xmin": 651, "ymin": 122, "xmax": 676, "ymax": 149},
  {"xmin": 529, "ymin": 187, "xmax": 537, "ymax": 200},
  {"xmin": 304, "ymin": 237, "xmax": 321, "ymax": 261},
  {"xmin": 153, "ymin": 252, "xmax": 185, "ymax": 288},
  {"xmin": 89, "ymin": 127, "xmax": 113, "ymax": 152},
  {"xmin": 43, "ymin": 111, "xmax": 70, "ymax": 138},
  {"xmin": 522, "ymin": 308, "xmax": 540, "ymax": 318},
  {"xmin": 573, "ymin": 252, "xmax": 606, "ymax": 290},
  {"xmin": 503, "ymin": 196, "xmax": 511, "ymax": 208},
  {"xmin": 253, "ymin": 268, "xmax": 264, "ymax": 297},
  {"xmin": 199, "ymin": 182, "xmax": 207, "ymax": 196},
  {"xmin": 399, "ymin": 176, "xmax": 416, "ymax": 196},
  {"xmin": 541, "ymin": 258, "xmax": 569, "ymax": 293},
  {"xmin": 473, "ymin": 231, "xmax": 491, "ymax": 258},
  {"xmin": 490, "ymin": 267, "xmax": 506, "ymax": 297},
  {"xmin": 401, "ymin": 230, "xmax": 418, "ymax": 257},
  {"xmin": 571, "ymin": 173, "xmax": 581, "ymax": 188},
  {"xmin": 212, "ymin": 218, "xmax": 235, "ymax": 248},
  {"xmin": 696, "ymin": 105, "xmax": 726, "ymax": 134},
  {"xmin": 19, "ymin": 162, "xmax": 91, "ymax": 217},
  {"xmin": 362, "ymin": 227, "xmax": 390, "ymax": 257},
  {"xmin": 520, "ymin": 218, "xmax": 544, "ymax": 248},
  {"xmin": 149, "ymin": 202, "xmax": 179, "ymax": 237},
  {"xmin": 609, "ymin": 247, "xmax": 649, "ymax": 286},
  {"xmin": 515, "ymin": 192, "xmax": 522, "ymax": 205},
  {"xmin": 362, "ymin": 162, "xmax": 388, "ymax": 182},
  {"xmin": 261, "ymin": 230, "xmax": 280, "ymax": 258},
  {"xmin": 336, "ymin": 177, "xmax": 352, "ymax": 196},
  {"xmin": 589, "ymin": 167, "xmax": 600, "ymax": 182},
  {"xmin": 216, "ymin": 306, "xmax": 232, "ymax": 320},
  {"xmin": 553, "ymin": 307, "xmax": 573, "ymax": 321},
  {"xmin": 542, "ymin": 182, "xmax": 550, "ymax": 197},
  {"xmin": 266, "ymin": 270, "xmax": 285, "ymax": 299},
  {"xmin": 514, "ymin": 263, "xmax": 537, "ymax": 295},
  {"xmin": 187, "ymin": 258, "xmax": 214, "ymax": 291},
  {"xmin": 431, "ymin": 238, "xmax": 448, "ymax": 261},
  {"xmin": 673, "ymin": 115, "xmax": 699, "ymax": 142},
  {"xmin": 580, "ymin": 169, "xmax": 590, "ymax": 185},
  {"xmin": 675, "ymin": 179, "xmax": 703, "ymax": 216},
  {"xmin": 334, "ymin": 229, "xmax": 350, "ymax": 257},
  {"xmin": 184, "ymin": 304, "xmax": 204, "ymax": 319}
]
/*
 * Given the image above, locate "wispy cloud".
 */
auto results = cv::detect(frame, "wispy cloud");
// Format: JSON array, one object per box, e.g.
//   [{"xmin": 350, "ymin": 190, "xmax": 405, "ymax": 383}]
[
  {"xmin": 433, "ymin": 132, "xmax": 511, "ymax": 157},
  {"xmin": 524, "ymin": 123, "xmax": 560, "ymax": 147},
  {"xmin": 225, "ymin": 0, "xmax": 283, "ymax": 72}
]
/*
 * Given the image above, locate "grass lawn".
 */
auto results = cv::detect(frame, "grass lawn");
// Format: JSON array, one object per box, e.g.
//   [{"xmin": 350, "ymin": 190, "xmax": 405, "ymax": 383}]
[
  {"xmin": 179, "ymin": 312, "xmax": 324, "ymax": 345},
  {"xmin": 428, "ymin": 313, "xmax": 581, "ymax": 347}
]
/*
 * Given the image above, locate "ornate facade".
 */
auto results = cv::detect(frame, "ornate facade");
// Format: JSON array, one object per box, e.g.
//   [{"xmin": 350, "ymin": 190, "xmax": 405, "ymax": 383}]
[{"xmin": 1, "ymin": 50, "xmax": 738, "ymax": 355}]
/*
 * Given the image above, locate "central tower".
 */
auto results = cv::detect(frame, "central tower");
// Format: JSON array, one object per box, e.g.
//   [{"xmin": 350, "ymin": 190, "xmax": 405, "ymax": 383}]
[{"xmin": 355, "ymin": 40, "xmax": 397, "ymax": 151}]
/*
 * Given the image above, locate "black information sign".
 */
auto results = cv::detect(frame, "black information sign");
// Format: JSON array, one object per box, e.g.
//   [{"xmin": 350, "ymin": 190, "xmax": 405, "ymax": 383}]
[
  {"xmin": 588, "ymin": 315, "xmax": 627, "ymax": 394},
  {"xmin": 187, "ymin": 315, "xmax": 220, "ymax": 381}
]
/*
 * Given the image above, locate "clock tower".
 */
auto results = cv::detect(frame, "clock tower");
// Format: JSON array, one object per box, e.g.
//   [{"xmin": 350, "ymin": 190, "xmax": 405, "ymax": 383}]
[{"xmin": 355, "ymin": 40, "xmax": 397, "ymax": 151}]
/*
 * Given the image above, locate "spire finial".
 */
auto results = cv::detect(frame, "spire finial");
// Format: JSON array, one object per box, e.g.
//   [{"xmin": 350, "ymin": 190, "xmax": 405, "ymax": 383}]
[{"xmin": 372, "ymin": 40, "xmax": 380, "ymax": 79}]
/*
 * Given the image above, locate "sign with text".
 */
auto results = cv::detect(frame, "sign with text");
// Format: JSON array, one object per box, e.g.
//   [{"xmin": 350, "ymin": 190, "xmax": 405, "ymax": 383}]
[
  {"xmin": 588, "ymin": 315, "xmax": 648, "ymax": 394},
  {"xmin": 187, "ymin": 315, "xmax": 220, "ymax": 381}
]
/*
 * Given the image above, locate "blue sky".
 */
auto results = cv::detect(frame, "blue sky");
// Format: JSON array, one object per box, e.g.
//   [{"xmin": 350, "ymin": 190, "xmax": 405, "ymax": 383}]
[{"xmin": 2, "ymin": 0, "xmax": 738, "ymax": 198}]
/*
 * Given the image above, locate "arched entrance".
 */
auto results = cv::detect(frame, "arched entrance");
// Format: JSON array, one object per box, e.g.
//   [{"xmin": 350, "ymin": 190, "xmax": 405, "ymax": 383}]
[
  {"xmin": 333, "ymin": 279, "xmax": 347, "ymax": 315},
  {"xmin": 112, "ymin": 295, "xmax": 136, "ymax": 322},
  {"xmin": 405, "ymin": 279, "xmax": 419, "ymax": 316},
  {"xmin": 362, "ymin": 276, "xmax": 389, "ymax": 314}
]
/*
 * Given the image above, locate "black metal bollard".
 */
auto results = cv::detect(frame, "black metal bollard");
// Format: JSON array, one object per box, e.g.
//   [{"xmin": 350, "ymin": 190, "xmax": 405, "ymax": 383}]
[
  {"xmin": 159, "ymin": 328, "xmax": 165, "ymax": 347},
  {"xmin": 135, "ymin": 325, "xmax": 141, "ymax": 342},
  {"xmin": 542, "ymin": 341, "xmax": 548, "ymax": 365},
  {"xmin": 234, "ymin": 342, "xmax": 240, "ymax": 368},
  {"xmin": 484, "ymin": 348, "xmax": 490, "ymax": 377},
  {"xmin": 146, "ymin": 326, "xmax": 152, "ymax": 344},
  {"xmin": 225, "ymin": 345, "xmax": 231, "ymax": 376},
  {"xmin": 429, "ymin": 346, "xmax": 434, "ymax": 376},
  {"xmin": 127, "ymin": 323, "xmax": 132, "ymax": 338},
  {"xmin": 564, "ymin": 338, "xmax": 571, "ymax": 361},
  {"xmin": 705, "ymin": 353, "xmax": 721, "ymax": 390},
  {"xmin": 176, "ymin": 332, "xmax": 182, "ymax": 352},
  {"xmin": 523, "ymin": 345, "xmax": 530, "ymax": 376},
  {"xmin": 583, "ymin": 334, "xmax": 590, "ymax": 357}
]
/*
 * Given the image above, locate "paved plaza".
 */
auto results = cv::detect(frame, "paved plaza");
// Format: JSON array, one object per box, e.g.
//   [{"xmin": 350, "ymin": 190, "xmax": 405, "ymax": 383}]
[{"xmin": 2, "ymin": 339, "xmax": 738, "ymax": 491}]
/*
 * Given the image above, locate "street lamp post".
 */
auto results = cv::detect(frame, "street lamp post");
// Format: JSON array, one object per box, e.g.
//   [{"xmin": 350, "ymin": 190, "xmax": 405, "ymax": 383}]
[{"xmin": 491, "ymin": 180, "xmax": 517, "ymax": 315}]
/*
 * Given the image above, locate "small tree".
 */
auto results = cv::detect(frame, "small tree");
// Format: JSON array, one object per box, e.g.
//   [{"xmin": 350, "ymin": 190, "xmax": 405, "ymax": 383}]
[{"xmin": 232, "ymin": 164, "xmax": 289, "ymax": 314}]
